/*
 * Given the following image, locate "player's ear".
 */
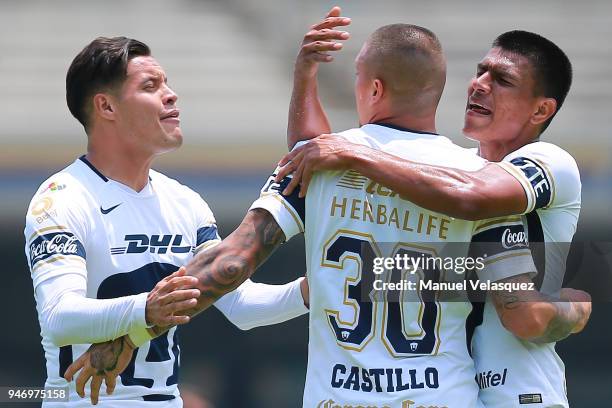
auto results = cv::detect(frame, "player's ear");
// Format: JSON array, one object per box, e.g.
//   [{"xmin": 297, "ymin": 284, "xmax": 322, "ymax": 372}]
[
  {"xmin": 92, "ymin": 93, "xmax": 117, "ymax": 121},
  {"xmin": 372, "ymin": 78, "xmax": 384, "ymax": 103},
  {"xmin": 531, "ymin": 97, "xmax": 556, "ymax": 126}
]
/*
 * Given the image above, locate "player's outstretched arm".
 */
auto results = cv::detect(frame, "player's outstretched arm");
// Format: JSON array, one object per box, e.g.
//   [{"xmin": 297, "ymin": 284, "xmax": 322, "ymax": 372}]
[
  {"xmin": 181, "ymin": 208, "xmax": 286, "ymax": 319},
  {"xmin": 62, "ymin": 268, "xmax": 200, "ymax": 404},
  {"xmin": 65, "ymin": 208, "xmax": 287, "ymax": 404},
  {"xmin": 287, "ymin": 6, "xmax": 350, "ymax": 149},
  {"xmin": 490, "ymin": 274, "xmax": 591, "ymax": 343},
  {"xmin": 215, "ymin": 277, "xmax": 308, "ymax": 331},
  {"xmin": 276, "ymin": 134, "xmax": 527, "ymax": 219},
  {"xmin": 37, "ymin": 262, "xmax": 199, "ymax": 348}
]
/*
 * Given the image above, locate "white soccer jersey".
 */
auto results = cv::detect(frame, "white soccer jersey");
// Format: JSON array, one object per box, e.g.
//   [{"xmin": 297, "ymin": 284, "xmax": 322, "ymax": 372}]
[
  {"xmin": 25, "ymin": 157, "xmax": 221, "ymax": 407},
  {"xmin": 251, "ymin": 124, "xmax": 537, "ymax": 408},
  {"xmin": 473, "ymin": 142, "xmax": 581, "ymax": 408}
]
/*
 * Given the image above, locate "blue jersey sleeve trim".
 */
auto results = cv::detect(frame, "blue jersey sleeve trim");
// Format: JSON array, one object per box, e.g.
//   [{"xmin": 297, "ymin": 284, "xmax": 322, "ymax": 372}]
[
  {"xmin": 196, "ymin": 226, "xmax": 220, "ymax": 246},
  {"xmin": 509, "ymin": 156, "xmax": 552, "ymax": 210},
  {"xmin": 29, "ymin": 231, "xmax": 86, "ymax": 269},
  {"xmin": 262, "ymin": 175, "xmax": 306, "ymax": 225},
  {"xmin": 470, "ymin": 223, "xmax": 529, "ymax": 259}
]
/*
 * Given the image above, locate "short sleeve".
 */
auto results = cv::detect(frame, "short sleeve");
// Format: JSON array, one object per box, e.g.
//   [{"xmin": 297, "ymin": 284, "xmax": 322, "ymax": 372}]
[
  {"xmin": 470, "ymin": 216, "xmax": 537, "ymax": 282},
  {"xmin": 496, "ymin": 143, "xmax": 581, "ymax": 214},
  {"xmin": 24, "ymin": 179, "xmax": 89, "ymax": 289},
  {"xmin": 193, "ymin": 196, "xmax": 221, "ymax": 252},
  {"xmin": 249, "ymin": 143, "xmax": 307, "ymax": 241}
]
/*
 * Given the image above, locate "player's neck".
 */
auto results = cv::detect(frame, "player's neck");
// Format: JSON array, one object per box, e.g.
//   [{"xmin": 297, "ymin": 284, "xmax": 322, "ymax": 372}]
[
  {"xmin": 476, "ymin": 125, "xmax": 541, "ymax": 161},
  {"xmin": 478, "ymin": 137, "xmax": 535, "ymax": 161},
  {"xmin": 85, "ymin": 143, "xmax": 153, "ymax": 192},
  {"xmin": 367, "ymin": 113, "xmax": 436, "ymax": 134}
]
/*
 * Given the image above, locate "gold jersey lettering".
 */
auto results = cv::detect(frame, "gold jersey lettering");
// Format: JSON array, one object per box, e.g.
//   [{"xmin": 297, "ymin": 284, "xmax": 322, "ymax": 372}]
[
  {"xmin": 363, "ymin": 200, "xmax": 375, "ymax": 223},
  {"xmin": 350, "ymin": 199, "xmax": 362, "ymax": 220},
  {"xmin": 377, "ymin": 204, "xmax": 388, "ymax": 224},
  {"xmin": 388, "ymin": 207, "xmax": 400, "ymax": 228},
  {"xmin": 327, "ymin": 196, "xmax": 452, "ymax": 240},
  {"xmin": 330, "ymin": 196, "xmax": 347, "ymax": 218}
]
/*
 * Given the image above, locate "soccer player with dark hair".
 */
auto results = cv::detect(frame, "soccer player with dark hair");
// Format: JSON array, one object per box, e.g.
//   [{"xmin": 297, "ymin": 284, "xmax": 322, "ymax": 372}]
[
  {"xmin": 254, "ymin": 20, "xmax": 545, "ymax": 407},
  {"xmin": 26, "ymin": 36, "xmax": 308, "ymax": 407},
  {"xmin": 279, "ymin": 15, "xmax": 588, "ymax": 408},
  {"xmin": 63, "ymin": 11, "xmax": 589, "ymax": 407},
  {"xmin": 67, "ymin": 13, "xmax": 545, "ymax": 407}
]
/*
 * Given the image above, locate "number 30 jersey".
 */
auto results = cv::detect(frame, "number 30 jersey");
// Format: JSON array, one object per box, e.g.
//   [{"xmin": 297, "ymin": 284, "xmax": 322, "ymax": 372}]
[
  {"xmin": 251, "ymin": 124, "xmax": 537, "ymax": 408},
  {"xmin": 25, "ymin": 157, "xmax": 220, "ymax": 407}
]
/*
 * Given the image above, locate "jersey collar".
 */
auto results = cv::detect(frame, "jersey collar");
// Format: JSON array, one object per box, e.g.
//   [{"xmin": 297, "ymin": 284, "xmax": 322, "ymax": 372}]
[
  {"xmin": 79, "ymin": 155, "xmax": 108, "ymax": 182},
  {"xmin": 78, "ymin": 155, "xmax": 153, "ymax": 185},
  {"xmin": 371, "ymin": 122, "xmax": 439, "ymax": 136}
]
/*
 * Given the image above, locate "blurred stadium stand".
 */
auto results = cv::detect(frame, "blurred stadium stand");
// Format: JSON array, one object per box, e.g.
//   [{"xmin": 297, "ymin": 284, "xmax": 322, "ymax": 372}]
[{"xmin": 1, "ymin": 0, "xmax": 610, "ymax": 407}]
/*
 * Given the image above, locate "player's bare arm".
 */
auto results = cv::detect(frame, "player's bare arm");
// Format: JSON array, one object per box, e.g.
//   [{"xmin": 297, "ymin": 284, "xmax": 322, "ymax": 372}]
[
  {"xmin": 65, "ymin": 208, "xmax": 287, "ymax": 404},
  {"xmin": 489, "ymin": 273, "xmax": 591, "ymax": 343},
  {"xmin": 180, "ymin": 208, "xmax": 286, "ymax": 320},
  {"xmin": 287, "ymin": 6, "xmax": 350, "ymax": 149},
  {"xmin": 276, "ymin": 134, "xmax": 526, "ymax": 220}
]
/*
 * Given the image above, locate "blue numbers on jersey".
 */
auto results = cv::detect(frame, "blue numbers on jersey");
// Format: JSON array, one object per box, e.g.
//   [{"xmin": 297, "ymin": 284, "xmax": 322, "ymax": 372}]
[
  {"xmin": 322, "ymin": 231, "xmax": 441, "ymax": 356},
  {"xmin": 384, "ymin": 248, "xmax": 440, "ymax": 355},
  {"xmin": 324, "ymin": 233, "xmax": 377, "ymax": 349}
]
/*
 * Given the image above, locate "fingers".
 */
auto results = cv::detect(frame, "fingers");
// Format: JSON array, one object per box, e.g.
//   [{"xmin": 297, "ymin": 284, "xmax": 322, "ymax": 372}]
[
  {"xmin": 162, "ymin": 267, "xmax": 186, "ymax": 282},
  {"xmin": 278, "ymin": 150, "xmax": 297, "ymax": 168},
  {"xmin": 326, "ymin": 5, "xmax": 341, "ymax": 18},
  {"xmin": 90, "ymin": 375, "xmax": 103, "ymax": 405},
  {"xmin": 275, "ymin": 161, "xmax": 296, "ymax": 183},
  {"xmin": 75, "ymin": 367, "xmax": 93, "ymax": 398},
  {"xmin": 299, "ymin": 161, "xmax": 314, "ymax": 198},
  {"xmin": 278, "ymin": 150, "xmax": 305, "ymax": 193},
  {"xmin": 155, "ymin": 275, "xmax": 199, "ymax": 295},
  {"xmin": 64, "ymin": 352, "xmax": 88, "ymax": 382},
  {"xmin": 164, "ymin": 297, "xmax": 199, "ymax": 317},
  {"xmin": 282, "ymin": 153, "xmax": 305, "ymax": 196},
  {"xmin": 284, "ymin": 160, "xmax": 305, "ymax": 197},
  {"xmin": 147, "ymin": 274, "xmax": 200, "ymax": 326},
  {"xmin": 302, "ymin": 40, "xmax": 344, "ymax": 54},
  {"xmin": 105, "ymin": 373, "xmax": 117, "ymax": 396},
  {"xmin": 311, "ymin": 16, "xmax": 351, "ymax": 31},
  {"xmin": 300, "ymin": 10, "xmax": 350, "ymax": 67},
  {"xmin": 305, "ymin": 29, "xmax": 350, "ymax": 42},
  {"xmin": 161, "ymin": 288, "xmax": 201, "ymax": 305},
  {"xmin": 164, "ymin": 314, "xmax": 191, "ymax": 326}
]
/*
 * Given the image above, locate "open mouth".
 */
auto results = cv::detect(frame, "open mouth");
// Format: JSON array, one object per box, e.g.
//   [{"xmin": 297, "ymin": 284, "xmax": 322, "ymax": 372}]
[{"xmin": 468, "ymin": 102, "xmax": 491, "ymax": 116}]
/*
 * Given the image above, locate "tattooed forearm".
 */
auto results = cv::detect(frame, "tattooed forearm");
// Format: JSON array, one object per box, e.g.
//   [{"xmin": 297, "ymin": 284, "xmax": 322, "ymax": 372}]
[
  {"xmin": 490, "ymin": 274, "xmax": 584, "ymax": 343},
  {"xmin": 148, "ymin": 209, "xmax": 286, "ymax": 338},
  {"xmin": 189, "ymin": 209, "xmax": 284, "ymax": 307},
  {"xmin": 146, "ymin": 210, "xmax": 286, "ymax": 339},
  {"xmin": 75, "ymin": 210, "xmax": 289, "ymax": 386},
  {"xmin": 491, "ymin": 290, "xmax": 521, "ymax": 311},
  {"xmin": 89, "ymin": 337, "xmax": 126, "ymax": 374},
  {"xmin": 528, "ymin": 302, "xmax": 578, "ymax": 344}
]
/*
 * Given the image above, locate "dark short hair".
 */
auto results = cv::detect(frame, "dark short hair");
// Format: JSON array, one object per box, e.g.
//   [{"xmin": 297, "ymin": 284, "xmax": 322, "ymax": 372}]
[
  {"xmin": 368, "ymin": 23, "xmax": 443, "ymax": 55},
  {"xmin": 66, "ymin": 37, "xmax": 150, "ymax": 131},
  {"xmin": 365, "ymin": 24, "xmax": 446, "ymax": 112},
  {"xmin": 493, "ymin": 30, "xmax": 572, "ymax": 133}
]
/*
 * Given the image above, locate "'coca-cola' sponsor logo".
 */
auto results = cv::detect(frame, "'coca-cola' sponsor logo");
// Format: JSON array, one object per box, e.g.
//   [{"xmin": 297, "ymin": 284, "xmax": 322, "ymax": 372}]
[
  {"xmin": 29, "ymin": 232, "xmax": 85, "ymax": 267},
  {"xmin": 501, "ymin": 228, "xmax": 528, "ymax": 249}
]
